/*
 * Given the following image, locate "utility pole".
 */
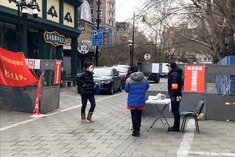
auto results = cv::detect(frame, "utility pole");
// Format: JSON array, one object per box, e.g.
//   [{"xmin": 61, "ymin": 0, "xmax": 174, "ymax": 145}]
[
  {"xmin": 17, "ymin": 3, "xmax": 21, "ymax": 52},
  {"xmin": 131, "ymin": 12, "xmax": 135, "ymax": 66},
  {"xmin": 155, "ymin": 30, "xmax": 157, "ymax": 62},
  {"xmin": 95, "ymin": 0, "xmax": 101, "ymax": 66}
]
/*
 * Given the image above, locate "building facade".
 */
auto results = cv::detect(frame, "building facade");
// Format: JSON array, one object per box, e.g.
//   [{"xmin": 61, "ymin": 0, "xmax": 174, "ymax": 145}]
[
  {"xmin": 76, "ymin": 0, "xmax": 96, "ymax": 68},
  {"xmin": 0, "ymin": 0, "xmax": 82, "ymax": 81}
]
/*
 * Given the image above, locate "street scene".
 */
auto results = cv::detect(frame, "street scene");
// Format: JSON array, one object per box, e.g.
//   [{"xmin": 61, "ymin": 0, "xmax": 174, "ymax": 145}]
[
  {"xmin": 1, "ymin": 0, "xmax": 235, "ymax": 157},
  {"xmin": 1, "ymin": 85, "xmax": 235, "ymax": 157}
]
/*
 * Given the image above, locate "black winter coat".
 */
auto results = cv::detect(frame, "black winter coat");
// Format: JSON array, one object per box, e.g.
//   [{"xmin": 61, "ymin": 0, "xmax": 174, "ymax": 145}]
[
  {"xmin": 76, "ymin": 70, "xmax": 95, "ymax": 95},
  {"xmin": 167, "ymin": 67, "xmax": 183, "ymax": 100}
]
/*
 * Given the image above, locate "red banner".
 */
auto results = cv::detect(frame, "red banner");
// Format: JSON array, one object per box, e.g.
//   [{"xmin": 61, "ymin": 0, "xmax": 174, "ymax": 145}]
[
  {"xmin": 0, "ymin": 48, "xmax": 38, "ymax": 87},
  {"xmin": 184, "ymin": 65, "xmax": 205, "ymax": 93},
  {"xmin": 54, "ymin": 60, "xmax": 62, "ymax": 84},
  {"xmin": 33, "ymin": 74, "xmax": 42, "ymax": 114},
  {"xmin": 31, "ymin": 74, "xmax": 45, "ymax": 118}
]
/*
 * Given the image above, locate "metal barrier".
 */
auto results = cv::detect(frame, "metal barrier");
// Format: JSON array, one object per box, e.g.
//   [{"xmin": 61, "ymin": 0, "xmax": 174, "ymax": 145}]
[
  {"xmin": 0, "ymin": 60, "xmax": 60, "ymax": 113},
  {"xmin": 143, "ymin": 64, "xmax": 235, "ymax": 121}
]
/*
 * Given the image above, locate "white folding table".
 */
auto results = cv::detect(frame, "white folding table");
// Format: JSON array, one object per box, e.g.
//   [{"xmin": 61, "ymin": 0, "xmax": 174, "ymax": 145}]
[{"xmin": 145, "ymin": 97, "xmax": 171, "ymax": 132}]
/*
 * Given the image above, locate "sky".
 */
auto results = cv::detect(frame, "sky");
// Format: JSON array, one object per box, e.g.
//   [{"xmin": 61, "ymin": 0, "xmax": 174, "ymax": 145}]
[{"xmin": 116, "ymin": 0, "xmax": 143, "ymax": 22}]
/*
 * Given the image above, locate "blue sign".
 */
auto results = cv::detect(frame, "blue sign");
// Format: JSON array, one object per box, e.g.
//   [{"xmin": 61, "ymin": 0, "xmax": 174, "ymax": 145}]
[
  {"xmin": 92, "ymin": 29, "xmax": 103, "ymax": 46},
  {"xmin": 108, "ymin": 28, "xmax": 112, "ymax": 35}
]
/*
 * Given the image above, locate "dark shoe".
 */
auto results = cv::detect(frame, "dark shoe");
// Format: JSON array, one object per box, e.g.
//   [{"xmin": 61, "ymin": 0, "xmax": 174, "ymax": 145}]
[
  {"xmin": 168, "ymin": 126, "xmax": 180, "ymax": 132},
  {"xmin": 81, "ymin": 113, "xmax": 87, "ymax": 123},
  {"xmin": 132, "ymin": 130, "xmax": 140, "ymax": 137},
  {"xmin": 87, "ymin": 112, "xmax": 94, "ymax": 123}
]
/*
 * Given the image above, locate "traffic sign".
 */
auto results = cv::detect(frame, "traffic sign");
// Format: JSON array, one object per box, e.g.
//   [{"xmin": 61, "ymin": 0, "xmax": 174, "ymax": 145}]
[
  {"xmin": 92, "ymin": 29, "xmax": 103, "ymax": 46},
  {"xmin": 144, "ymin": 53, "xmax": 151, "ymax": 60},
  {"xmin": 77, "ymin": 40, "xmax": 92, "ymax": 54}
]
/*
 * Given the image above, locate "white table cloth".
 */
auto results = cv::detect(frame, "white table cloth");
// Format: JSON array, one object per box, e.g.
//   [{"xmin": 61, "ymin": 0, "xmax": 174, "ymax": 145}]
[{"xmin": 145, "ymin": 96, "xmax": 171, "ymax": 132}]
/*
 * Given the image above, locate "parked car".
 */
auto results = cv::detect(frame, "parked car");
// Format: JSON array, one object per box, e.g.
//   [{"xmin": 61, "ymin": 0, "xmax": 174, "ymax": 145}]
[
  {"xmin": 159, "ymin": 72, "xmax": 168, "ymax": 78},
  {"xmin": 144, "ymin": 73, "xmax": 160, "ymax": 83},
  {"xmin": 112, "ymin": 65, "xmax": 130, "ymax": 88},
  {"xmin": 93, "ymin": 67, "xmax": 123, "ymax": 94}
]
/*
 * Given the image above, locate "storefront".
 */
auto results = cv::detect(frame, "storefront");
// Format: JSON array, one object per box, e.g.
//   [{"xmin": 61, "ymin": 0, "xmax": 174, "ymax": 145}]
[{"xmin": 0, "ymin": 0, "xmax": 82, "ymax": 80}]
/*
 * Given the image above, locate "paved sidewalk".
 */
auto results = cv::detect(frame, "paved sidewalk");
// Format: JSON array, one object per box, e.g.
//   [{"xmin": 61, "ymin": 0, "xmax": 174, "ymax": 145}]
[{"xmin": 1, "ymin": 88, "xmax": 235, "ymax": 157}]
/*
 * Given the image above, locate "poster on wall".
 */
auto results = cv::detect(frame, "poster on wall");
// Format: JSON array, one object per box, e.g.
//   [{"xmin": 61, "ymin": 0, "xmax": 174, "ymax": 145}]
[
  {"xmin": 152, "ymin": 63, "xmax": 159, "ymax": 73},
  {"xmin": 184, "ymin": 65, "xmax": 205, "ymax": 93},
  {"xmin": 162, "ymin": 63, "xmax": 169, "ymax": 73},
  {"xmin": 25, "ymin": 59, "xmax": 41, "ymax": 69}
]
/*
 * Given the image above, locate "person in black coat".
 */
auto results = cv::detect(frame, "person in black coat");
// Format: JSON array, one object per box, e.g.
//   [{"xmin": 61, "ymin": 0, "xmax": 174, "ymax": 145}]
[
  {"xmin": 76, "ymin": 61, "xmax": 96, "ymax": 123},
  {"xmin": 166, "ymin": 62, "xmax": 183, "ymax": 132}
]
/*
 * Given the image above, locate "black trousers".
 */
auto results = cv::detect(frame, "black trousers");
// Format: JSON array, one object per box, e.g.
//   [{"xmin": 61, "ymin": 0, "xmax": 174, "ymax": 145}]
[
  {"xmin": 171, "ymin": 101, "xmax": 180, "ymax": 129},
  {"xmin": 81, "ymin": 95, "xmax": 96, "ymax": 114},
  {"xmin": 130, "ymin": 109, "xmax": 143, "ymax": 131}
]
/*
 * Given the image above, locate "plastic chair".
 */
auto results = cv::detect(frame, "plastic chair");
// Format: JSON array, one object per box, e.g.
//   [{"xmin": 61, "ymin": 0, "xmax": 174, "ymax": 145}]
[{"xmin": 180, "ymin": 101, "xmax": 204, "ymax": 133}]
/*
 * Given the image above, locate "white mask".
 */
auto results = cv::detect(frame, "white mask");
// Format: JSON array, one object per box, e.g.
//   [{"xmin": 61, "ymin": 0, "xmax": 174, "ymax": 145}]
[{"xmin": 87, "ymin": 65, "xmax": 94, "ymax": 72}]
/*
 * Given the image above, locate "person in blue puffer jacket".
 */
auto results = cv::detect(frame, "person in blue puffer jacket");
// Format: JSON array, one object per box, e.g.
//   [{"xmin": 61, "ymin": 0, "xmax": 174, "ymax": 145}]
[{"xmin": 124, "ymin": 66, "xmax": 149, "ymax": 137}]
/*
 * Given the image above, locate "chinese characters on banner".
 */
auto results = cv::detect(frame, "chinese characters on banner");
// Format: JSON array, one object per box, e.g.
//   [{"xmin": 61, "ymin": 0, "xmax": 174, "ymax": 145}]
[
  {"xmin": 53, "ymin": 60, "xmax": 62, "ymax": 84},
  {"xmin": 184, "ymin": 65, "xmax": 205, "ymax": 93},
  {"xmin": 0, "ymin": 48, "xmax": 38, "ymax": 87}
]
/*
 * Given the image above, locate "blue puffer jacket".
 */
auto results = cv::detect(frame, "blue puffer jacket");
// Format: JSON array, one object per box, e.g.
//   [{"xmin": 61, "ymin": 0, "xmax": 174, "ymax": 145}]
[{"xmin": 124, "ymin": 72, "xmax": 149, "ymax": 108}]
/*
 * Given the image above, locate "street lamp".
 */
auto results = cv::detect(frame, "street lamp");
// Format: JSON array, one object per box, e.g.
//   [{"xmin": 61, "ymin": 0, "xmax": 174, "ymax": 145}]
[
  {"xmin": 95, "ymin": 0, "xmax": 101, "ymax": 66},
  {"xmin": 131, "ymin": 12, "xmax": 135, "ymax": 66},
  {"xmin": 128, "ymin": 40, "xmax": 133, "ymax": 66},
  {"xmin": 16, "ymin": 0, "xmax": 39, "ymax": 51}
]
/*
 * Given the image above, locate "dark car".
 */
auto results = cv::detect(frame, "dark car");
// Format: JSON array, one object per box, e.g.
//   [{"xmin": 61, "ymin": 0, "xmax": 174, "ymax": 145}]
[
  {"xmin": 144, "ymin": 73, "xmax": 160, "ymax": 83},
  {"xmin": 93, "ymin": 67, "xmax": 122, "ymax": 94},
  {"xmin": 159, "ymin": 72, "xmax": 168, "ymax": 78},
  {"xmin": 112, "ymin": 65, "xmax": 130, "ymax": 88}
]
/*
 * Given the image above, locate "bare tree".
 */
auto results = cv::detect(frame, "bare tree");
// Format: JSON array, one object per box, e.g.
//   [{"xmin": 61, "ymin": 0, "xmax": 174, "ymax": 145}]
[
  {"xmin": 181, "ymin": 0, "xmax": 235, "ymax": 62},
  {"xmin": 134, "ymin": 0, "xmax": 235, "ymax": 63}
]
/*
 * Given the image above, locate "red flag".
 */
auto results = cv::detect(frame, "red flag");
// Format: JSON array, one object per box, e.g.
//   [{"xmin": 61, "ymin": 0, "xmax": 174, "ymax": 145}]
[{"xmin": 0, "ymin": 48, "xmax": 38, "ymax": 87}]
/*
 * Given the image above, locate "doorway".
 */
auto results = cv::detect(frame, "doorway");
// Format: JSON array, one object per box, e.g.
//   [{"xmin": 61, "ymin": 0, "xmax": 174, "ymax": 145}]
[{"xmin": 27, "ymin": 28, "xmax": 39, "ymax": 58}]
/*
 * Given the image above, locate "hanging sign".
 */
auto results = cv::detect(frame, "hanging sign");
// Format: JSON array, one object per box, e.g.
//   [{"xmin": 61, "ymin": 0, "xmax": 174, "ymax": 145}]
[
  {"xmin": 78, "ymin": 40, "xmax": 93, "ymax": 54},
  {"xmin": 44, "ymin": 31, "xmax": 65, "ymax": 47},
  {"xmin": 184, "ymin": 65, "xmax": 205, "ymax": 93}
]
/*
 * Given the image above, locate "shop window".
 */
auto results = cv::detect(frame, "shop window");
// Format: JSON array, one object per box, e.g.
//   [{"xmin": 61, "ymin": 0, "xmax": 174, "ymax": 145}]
[
  {"xmin": 27, "ymin": 28, "xmax": 39, "ymax": 59},
  {"xmin": 0, "ymin": 22, "xmax": 17, "ymax": 51}
]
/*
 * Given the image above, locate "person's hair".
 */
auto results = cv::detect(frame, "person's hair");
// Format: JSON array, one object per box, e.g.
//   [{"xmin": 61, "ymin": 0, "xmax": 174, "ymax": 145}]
[
  {"xmin": 84, "ymin": 61, "xmax": 93, "ymax": 69},
  {"xmin": 131, "ymin": 66, "xmax": 138, "ymax": 73},
  {"xmin": 168, "ymin": 61, "xmax": 176, "ymax": 69}
]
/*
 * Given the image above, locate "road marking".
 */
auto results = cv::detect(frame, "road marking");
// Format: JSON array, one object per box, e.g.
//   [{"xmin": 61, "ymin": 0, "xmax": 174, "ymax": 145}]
[
  {"xmin": 60, "ymin": 94, "xmax": 81, "ymax": 99},
  {"xmin": 0, "ymin": 92, "xmax": 125, "ymax": 132},
  {"xmin": 188, "ymin": 151, "xmax": 235, "ymax": 156},
  {"xmin": 177, "ymin": 119, "xmax": 195, "ymax": 157},
  {"xmin": 0, "ymin": 119, "xmax": 36, "ymax": 132}
]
